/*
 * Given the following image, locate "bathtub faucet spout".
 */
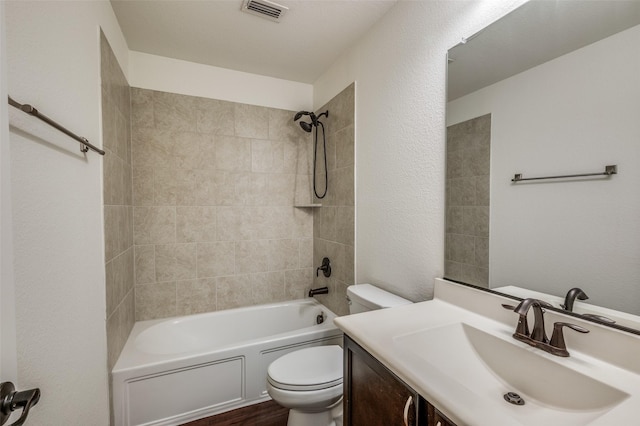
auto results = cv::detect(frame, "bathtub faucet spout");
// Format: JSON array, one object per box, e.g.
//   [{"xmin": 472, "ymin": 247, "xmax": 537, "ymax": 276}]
[{"xmin": 308, "ymin": 287, "xmax": 329, "ymax": 297}]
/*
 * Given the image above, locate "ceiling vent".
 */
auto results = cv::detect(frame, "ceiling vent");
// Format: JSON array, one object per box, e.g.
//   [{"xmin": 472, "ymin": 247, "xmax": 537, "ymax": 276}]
[{"xmin": 241, "ymin": 0, "xmax": 288, "ymax": 22}]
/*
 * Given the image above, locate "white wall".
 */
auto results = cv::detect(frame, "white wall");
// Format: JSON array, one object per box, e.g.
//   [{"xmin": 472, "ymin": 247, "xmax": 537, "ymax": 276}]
[
  {"xmin": 1, "ymin": 0, "xmax": 18, "ymax": 392},
  {"xmin": 313, "ymin": 0, "xmax": 527, "ymax": 301},
  {"xmin": 447, "ymin": 24, "xmax": 640, "ymax": 314},
  {"xmin": 129, "ymin": 51, "xmax": 313, "ymax": 111},
  {"xmin": 5, "ymin": 1, "xmax": 128, "ymax": 424}
]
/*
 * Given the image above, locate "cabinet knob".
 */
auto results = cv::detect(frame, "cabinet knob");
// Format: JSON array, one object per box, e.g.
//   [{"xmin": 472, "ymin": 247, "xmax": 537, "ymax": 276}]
[{"xmin": 403, "ymin": 395, "xmax": 413, "ymax": 426}]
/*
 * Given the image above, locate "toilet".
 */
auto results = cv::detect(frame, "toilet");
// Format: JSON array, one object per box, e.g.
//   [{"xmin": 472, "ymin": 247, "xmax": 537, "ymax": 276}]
[{"xmin": 266, "ymin": 284, "xmax": 412, "ymax": 426}]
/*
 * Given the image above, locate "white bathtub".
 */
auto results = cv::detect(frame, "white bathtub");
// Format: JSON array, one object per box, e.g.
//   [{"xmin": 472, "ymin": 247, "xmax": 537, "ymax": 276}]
[{"xmin": 112, "ymin": 299, "xmax": 343, "ymax": 426}]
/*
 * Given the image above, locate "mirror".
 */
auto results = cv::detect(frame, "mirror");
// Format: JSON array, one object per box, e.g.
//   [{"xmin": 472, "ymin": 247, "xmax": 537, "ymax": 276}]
[{"xmin": 445, "ymin": 0, "xmax": 640, "ymax": 333}]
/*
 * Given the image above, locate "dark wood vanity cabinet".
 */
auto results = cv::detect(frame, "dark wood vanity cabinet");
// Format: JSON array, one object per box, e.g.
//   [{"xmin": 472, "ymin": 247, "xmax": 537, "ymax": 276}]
[{"xmin": 344, "ymin": 335, "xmax": 457, "ymax": 426}]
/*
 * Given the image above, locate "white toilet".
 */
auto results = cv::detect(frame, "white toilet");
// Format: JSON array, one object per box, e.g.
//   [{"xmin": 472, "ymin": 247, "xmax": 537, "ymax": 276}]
[{"xmin": 266, "ymin": 284, "xmax": 412, "ymax": 426}]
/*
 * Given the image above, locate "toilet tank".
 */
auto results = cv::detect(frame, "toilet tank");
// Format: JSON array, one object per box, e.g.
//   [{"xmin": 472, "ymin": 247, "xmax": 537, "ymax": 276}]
[{"xmin": 347, "ymin": 284, "xmax": 412, "ymax": 314}]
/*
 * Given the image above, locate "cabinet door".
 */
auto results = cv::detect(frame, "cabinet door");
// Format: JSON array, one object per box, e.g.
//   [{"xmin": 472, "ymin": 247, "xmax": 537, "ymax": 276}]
[
  {"xmin": 427, "ymin": 403, "xmax": 457, "ymax": 426},
  {"xmin": 344, "ymin": 336, "xmax": 423, "ymax": 426}
]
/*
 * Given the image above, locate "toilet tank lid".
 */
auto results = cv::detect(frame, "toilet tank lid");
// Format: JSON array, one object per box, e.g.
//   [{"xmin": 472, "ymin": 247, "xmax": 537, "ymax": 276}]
[{"xmin": 347, "ymin": 284, "xmax": 412, "ymax": 309}]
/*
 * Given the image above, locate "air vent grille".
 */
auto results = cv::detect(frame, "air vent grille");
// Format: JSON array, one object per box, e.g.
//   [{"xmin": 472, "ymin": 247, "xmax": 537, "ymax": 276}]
[{"xmin": 242, "ymin": 0, "xmax": 288, "ymax": 22}]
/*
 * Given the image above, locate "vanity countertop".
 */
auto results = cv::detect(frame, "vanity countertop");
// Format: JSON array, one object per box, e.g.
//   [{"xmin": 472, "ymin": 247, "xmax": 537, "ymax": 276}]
[{"xmin": 334, "ymin": 279, "xmax": 640, "ymax": 425}]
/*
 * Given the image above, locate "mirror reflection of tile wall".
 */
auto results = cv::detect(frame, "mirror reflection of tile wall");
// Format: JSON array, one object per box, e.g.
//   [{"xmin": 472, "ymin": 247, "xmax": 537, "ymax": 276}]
[{"xmin": 445, "ymin": 114, "xmax": 491, "ymax": 287}]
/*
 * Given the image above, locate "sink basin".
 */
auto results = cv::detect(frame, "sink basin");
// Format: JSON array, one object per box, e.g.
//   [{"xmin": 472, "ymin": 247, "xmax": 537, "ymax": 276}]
[{"xmin": 394, "ymin": 323, "xmax": 629, "ymax": 425}]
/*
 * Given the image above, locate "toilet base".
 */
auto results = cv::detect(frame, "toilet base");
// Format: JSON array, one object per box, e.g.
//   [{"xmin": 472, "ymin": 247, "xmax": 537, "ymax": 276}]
[{"xmin": 286, "ymin": 399, "xmax": 343, "ymax": 426}]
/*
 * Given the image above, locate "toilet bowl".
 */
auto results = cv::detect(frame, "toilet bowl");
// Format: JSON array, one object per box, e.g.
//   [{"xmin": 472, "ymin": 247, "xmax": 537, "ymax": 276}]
[
  {"xmin": 267, "ymin": 345, "xmax": 343, "ymax": 426},
  {"xmin": 267, "ymin": 284, "xmax": 412, "ymax": 426}
]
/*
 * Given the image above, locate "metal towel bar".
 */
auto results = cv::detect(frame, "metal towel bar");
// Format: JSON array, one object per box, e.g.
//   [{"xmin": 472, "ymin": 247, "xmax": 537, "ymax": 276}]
[
  {"xmin": 512, "ymin": 165, "xmax": 617, "ymax": 182},
  {"xmin": 7, "ymin": 96, "xmax": 105, "ymax": 156}
]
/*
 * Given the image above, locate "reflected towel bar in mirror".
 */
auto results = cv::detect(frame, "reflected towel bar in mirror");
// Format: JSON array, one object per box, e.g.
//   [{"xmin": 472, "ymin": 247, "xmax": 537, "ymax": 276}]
[
  {"xmin": 512, "ymin": 165, "xmax": 617, "ymax": 182},
  {"xmin": 7, "ymin": 96, "xmax": 105, "ymax": 156}
]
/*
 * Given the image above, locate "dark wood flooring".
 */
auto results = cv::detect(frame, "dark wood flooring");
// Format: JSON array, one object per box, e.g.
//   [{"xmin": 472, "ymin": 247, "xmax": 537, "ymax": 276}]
[{"xmin": 180, "ymin": 400, "xmax": 289, "ymax": 426}]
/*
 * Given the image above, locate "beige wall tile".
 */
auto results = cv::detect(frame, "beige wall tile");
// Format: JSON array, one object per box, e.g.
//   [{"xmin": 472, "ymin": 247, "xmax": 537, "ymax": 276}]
[
  {"xmin": 176, "ymin": 206, "xmax": 216, "ymax": 242},
  {"xmin": 153, "ymin": 91, "xmax": 196, "ymax": 132},
  {"xmin": 266, "ymin": 174, "xmax": 295, "ymax": 206},
  {"xmin": 133, "ymin": 167, "xmax": 154, "ymax": 206},
  {"xmin": 285, "ymin": 268, "xmax": 313, "ymax": 299},
  {"xmin": 216, "ymin": 206, "xmax": 255, "ymax": 241},
  {"xmin": 174, "ymin": 169, "xmax": 198, "ymax": 206},
  {"xmin": 132, "ymin": 128, "xmax": 176, "ymax": 170},
  {"xmin": 294, "ymin": 174, "xmax": 312, "ymax": 206},
  {"xmin": 335, "ymin": 125, "xmax": 354, "ymax": 169},
  {"xmin": 101, "ymin": 89, "xmax": 117, "ymax": 155},
  {"xmin": 314, "ymin": 207, "xmax": 337, "ymax": 241},
  {"xmin": 235, "ymin": 240, "xmax": 269, "ymax": 274},
  {"xmin": 335, "ymin": 206, "xmax": 354, "ymax": 246},
  {"xmin": 105, "ymin": 248, "xmax": 133, "ymax": 317},
  {"xmin": 133, "ymin": 206, "xmax": 176, "ymax": 245},
  {"xmin": 447, "ymin": 234, "xmax": 476, "ymax": 264},
  {"xmin": 197, "ymin": 241, "xmax": 235, "ymax": 278},
  {"xmin": 251, "ymin": 139, "xmax": 286, "ymax": 173},
  {"xmin": 131, "ymin": 88, "xmax": 154, "ymax": 129},
  {"xmin": 153, "ymin": 167, "xmax": 177, "ymax": 205},
  {"xmin": 216, "ymin": 275, "xmax": 253, "ymax": 310},
  {"xmin": 234, "ymin": 103, "xmax": 268, "ymax": 139},
  {"xmin": 174, "ymin": 132, "xmax": 212, "ymax": 169},
  {"xmin": 299, "ymin": 238, "xmax": 313, "ymax": 268},
  {"xmin": 268, "ymin": 108, "xmax": 299, "ymax": 142},
  {"xmin": 292, "ymin": 207, "xmax": 313, "ymax": 238},
  {"xmin": 114, "ymin": 108, "xmax": 129, "ymax": 162},
  {"xmin": 135, "ymin": 282, "xmax": 177, "ymax": 321},
  {"xmin": 196, "ymin": 97, "xmax": 235, "ymax": 136},
  {"xmin": 104, "ymin": 205, "xmax": 131, "ymax": 262},
  {"xmin": 333, "ymin": 166, "xmax": 354, "ymax": 206},
  {"xmin": 475, "ymin": 237, "xmax": 489, "ymax": 268},
  {"xmin": 176, "ymin": 279, "xmax": 217, "ymax": 315},
  {"xmin": 155, "ymin": 243, "xmax": 197, "ymax": 282},
  {"xmin": 251, "ymin": 271, "xmax": 285, "ymax": 305},
  {"xmin": 446, "ymin": 206, "xmax": 464, "ymax": 234},
  {"xmin": 215, "ymin": 136, "xmax": 252, "ymax": 172},
  {"xmin": 135, "ymin": 245, "xmax": 155, "ymax": 284}
]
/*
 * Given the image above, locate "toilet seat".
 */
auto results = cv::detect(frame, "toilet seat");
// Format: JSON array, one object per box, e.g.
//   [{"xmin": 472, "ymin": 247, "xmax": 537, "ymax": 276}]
[{"xmin": 267, "ymin": 345, "xmax": 343, "ymax": 391}]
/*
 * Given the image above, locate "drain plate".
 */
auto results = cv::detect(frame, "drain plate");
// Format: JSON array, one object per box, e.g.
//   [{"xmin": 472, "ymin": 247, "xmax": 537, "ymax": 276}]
[{"xmin": 504, "ymin": 392, "xmax": 525, "ymax": 405}]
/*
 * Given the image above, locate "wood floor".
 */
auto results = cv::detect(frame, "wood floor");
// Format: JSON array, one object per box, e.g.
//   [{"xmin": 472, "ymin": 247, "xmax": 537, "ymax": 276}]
[{"xmin": 180, "ymin": 400, "xmax": 289, "ymax": 426}]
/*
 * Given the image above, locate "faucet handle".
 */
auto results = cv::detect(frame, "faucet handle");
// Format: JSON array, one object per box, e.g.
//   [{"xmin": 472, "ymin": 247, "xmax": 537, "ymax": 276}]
[
  {"xmin": 502, "ymin": 304, "xmax": 529, "ymax": 336},
  {"xmin": 549, "ymin": 322, "xmax": 589, "ymax": 357}
]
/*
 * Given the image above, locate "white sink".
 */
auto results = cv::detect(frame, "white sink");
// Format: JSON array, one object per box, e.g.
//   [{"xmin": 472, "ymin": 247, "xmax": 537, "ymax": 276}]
[{"xmin": 394, "ymin": 323, "xmax": 629, "ymax": 425}]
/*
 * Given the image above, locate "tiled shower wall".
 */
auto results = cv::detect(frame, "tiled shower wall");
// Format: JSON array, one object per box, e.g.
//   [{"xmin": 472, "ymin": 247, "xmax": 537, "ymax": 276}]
[
  {"xmin": 445, "ymin": 113, "xmax": 491, "ymax": 287},
  {"xmin": 312, "ymin": 84, "xmax": 355, "ymax": 316},
  {"xmin": 101, "ymin": 32, "xmax": 134, "ymax": 373},
  {"xmin": 130, "ymin": 88, "xmax": 315, "ymax": 320}
]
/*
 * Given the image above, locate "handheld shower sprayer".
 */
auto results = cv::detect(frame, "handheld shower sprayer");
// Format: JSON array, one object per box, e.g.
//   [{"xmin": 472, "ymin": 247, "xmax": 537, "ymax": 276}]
[{"xmin": 293, "ymin": 109, "xmax": 329, "ymax": 198}]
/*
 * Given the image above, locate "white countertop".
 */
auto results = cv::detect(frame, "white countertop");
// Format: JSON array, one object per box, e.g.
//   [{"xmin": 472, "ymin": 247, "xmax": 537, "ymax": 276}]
[{"xmin": 334, "ymin": 279, "xmax": 640, "ymax": 425}]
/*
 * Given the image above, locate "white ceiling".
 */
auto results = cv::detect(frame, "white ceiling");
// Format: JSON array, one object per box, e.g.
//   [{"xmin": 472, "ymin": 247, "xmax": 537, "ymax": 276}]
[{"xmin": 110, "ymin": 0, "xmax": 397, "ymax": 84}]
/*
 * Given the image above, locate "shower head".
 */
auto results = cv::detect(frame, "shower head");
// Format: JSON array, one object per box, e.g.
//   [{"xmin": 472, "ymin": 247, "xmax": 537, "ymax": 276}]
[
  {"xmin": 293, "ymin": 110, "xmax": 317, "ymax": 126},
  {"xmin": 293, "ymin": 110, "xmax": 328, "ymax": 133},
  {"xmin": 299, "ymin": 121, "xmax": 313, "ymax": 132},
  {"xmin": 294, "ymin": 110, "xmax": 311, "ymax": 121}
]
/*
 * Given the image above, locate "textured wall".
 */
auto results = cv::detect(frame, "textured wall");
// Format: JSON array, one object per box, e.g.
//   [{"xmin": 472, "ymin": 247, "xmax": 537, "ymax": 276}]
[
  {"xmin": 312, "ymin": 0, "xmax": 527, "ymax": 302},
  {"xmin": 5, "ymin": 1, "xmax": 129, "ymax": 424},
  {"xmin": 311, "ymin": 84, "xmax": 355, "ymax": 316},
  {"xmin": 444, "ymin": 114, "xmax": 490, "ymax": 287},
  {"xmin": 131, "ymin": 88, "xmax": 315, "ymax": 320}
]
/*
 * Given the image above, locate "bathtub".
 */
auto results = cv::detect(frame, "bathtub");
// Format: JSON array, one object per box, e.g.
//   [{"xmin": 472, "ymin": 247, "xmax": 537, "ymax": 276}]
[{"xmin": 112, "ymin": 299, "xmax": 343, "ymax": 426}]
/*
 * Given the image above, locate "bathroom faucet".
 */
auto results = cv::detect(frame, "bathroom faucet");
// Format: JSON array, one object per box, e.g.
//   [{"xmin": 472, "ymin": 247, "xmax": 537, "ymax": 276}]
[
  {"xmin": 308, "ymin": 287, "xmax": 329, "ymax": 297},
  {"xmin": 561, "ymin": 287, "xmax": 588, "ymax": 312},
  {"xmin": 503, "ymin": 298, "xmax": 589, "ymax": 357},
  {"xmin": 512, "ymin": 298, "xmax": 552, "ymax": 343}
]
